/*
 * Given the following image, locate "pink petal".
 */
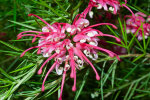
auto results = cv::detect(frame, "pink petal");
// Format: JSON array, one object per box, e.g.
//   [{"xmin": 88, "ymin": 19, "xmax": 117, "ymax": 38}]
[
  {"xmin": 41, "ymin": 61, "xmax": 57, "ymax": 91},
  {"xmin": 135, "ymin": 12, "xmax": 147, "ymax": 17},
  {"xmin": 20, "ymin": 46, "xmax": 38, "ymax": 57},
  {"xmin": 87, "ymin": 23, "xmax": 117, "ymax": 29},
  {"xmin": 72, "ymin": 68, "xmax": 76, "ymax": 91},
  {"xmin": 59, "ymin": 70, "xmax": 67, "ymax": 100},
  {"xmin": 68, "ymin": 48, "xmax": 76, "ymax": 78},
  {"xmin": 73, "ymin": 47, "xmax": 84, "ymax": 61},
  {"xmin": 122, "ymin": 4, "xmax": 135, "ymax": 17},
  {"xmin": 95, "ymin": 34, "xmax": 121, "ymax": 42},
  {"xmin": 17, "ymin": 31, "xmax": 41, "ymax": 37},
  {"xmin": 28, "ymin": 14, "xmax": 53, "ymax": 29},
  {"xmin": 85, "ymin": 43, "xmax": 120, "ymax": 60},
  {"xmin": 38, "ymin": 53, "xmax": 57, "ymax": 75},
  {"xmin": 76, "ymin": 48, "xmax": 100, "ymax": 80}
]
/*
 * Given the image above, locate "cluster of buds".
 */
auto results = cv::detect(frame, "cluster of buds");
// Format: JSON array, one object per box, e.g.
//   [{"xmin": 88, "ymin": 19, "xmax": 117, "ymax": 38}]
[
  {"xmin": 125, "ymin": 12, "xmax": 150, "ymax": 40},
  {"xmin": 17, "ymin": 13, "xmax": 121, "ymax": 100},
  {"xmin": 81, "ymin": 0, "xmax": 127, "ymax": 18}
]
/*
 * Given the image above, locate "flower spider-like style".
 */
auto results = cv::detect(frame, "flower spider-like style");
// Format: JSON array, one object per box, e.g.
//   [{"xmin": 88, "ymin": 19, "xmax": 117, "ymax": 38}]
[
  {"xmin": 123, "ymin": 4, "xmax": 150, "ymax": 40},
  {"xmin": 81, "ymin": 0, "xmax": 127, "ymax": 18},
  {"xmin": 17, "ymin": 14, "xmax": 121, "ymax": 100}
]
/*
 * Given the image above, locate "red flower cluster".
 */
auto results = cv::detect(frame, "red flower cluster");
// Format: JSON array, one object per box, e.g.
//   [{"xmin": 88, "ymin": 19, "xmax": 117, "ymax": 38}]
[
  {"xmin": 17, "ymin": 0, "xmax": 150, "ymax": 100},
  {"xmin": 81, "ymin": 0, "xmax": 127, "ymax": 18},
  {"xmin": 18, "ymin": 13, "xmax": 120, "ymax": 100},
  {"xmin": 125, "ymin": 12, "xmax": 150, "ymax": 40}
]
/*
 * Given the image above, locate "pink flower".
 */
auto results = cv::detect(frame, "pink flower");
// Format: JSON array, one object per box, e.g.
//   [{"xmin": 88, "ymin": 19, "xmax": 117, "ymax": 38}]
[
  {"xmin": 81, "ymin": 0, "xmax": 127, "ymax": 18},
  {"xmin": 17, "ymin": 14, "xmax": 120, "ymax": 100},
  {"xmin": 125, "ymin": 12, "xmax": 150, "ymax": 40}
]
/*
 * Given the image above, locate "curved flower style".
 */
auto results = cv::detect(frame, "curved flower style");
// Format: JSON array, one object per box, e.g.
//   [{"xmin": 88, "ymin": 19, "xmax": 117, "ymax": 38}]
[
  {"xmin": 81, "ymin": 0, "xmax": 127, "ymax": 18},
  {"xmin": 125, "ymin": 12, "xmax": 150, "ymax": 40},
  {"xmin": 17, "ymin": 14, "xmax": 120, "ymax": 100}
]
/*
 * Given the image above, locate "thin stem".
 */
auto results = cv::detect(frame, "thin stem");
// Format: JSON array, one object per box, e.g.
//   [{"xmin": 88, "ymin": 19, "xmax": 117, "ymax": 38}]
[
  {"xmin": 96, "ymin": 54, "xmax": 150, "ymax": 63},
  {"xmin": 119, "ymin": 54, "xmax": 150, "ymax": 58}
]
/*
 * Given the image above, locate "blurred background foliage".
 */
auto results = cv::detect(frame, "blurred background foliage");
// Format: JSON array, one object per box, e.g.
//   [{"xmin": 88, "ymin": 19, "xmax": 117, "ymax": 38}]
[{"xmin": 0, "ymin": 0, "xmax": 150, "ymax": 100}]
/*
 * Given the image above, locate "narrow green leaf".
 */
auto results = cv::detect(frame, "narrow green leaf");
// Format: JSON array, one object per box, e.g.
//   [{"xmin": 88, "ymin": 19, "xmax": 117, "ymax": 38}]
[
  {"xmin": 128, "ymin": 82, "xmax": 139, "ymax": 100},
  {"xmin": 118, "ymin": 64, "xmax": 139, "ymax": 85},
  {"xmin": 141, "ymin": 22, "xmax": 146, "ymax": 51},
  {"xmin": 9, "ymin": 20, "xmax": 36, "ymax": 30},
  {"xmin": 0, "ymin": 68, "xmax": 15, "ymax": 81},
  {"xmin": 3, "ymin": 83, "xmax": 15, "ymax": 100},
  {"xmin": 146, "ymin": 37, "xmax": 150, "ymax": 49},
  {"xmin": 134, "ymin": 36, "xmax": 144, "ymax": 51},
  {"xmin": 73, "ymin": 0, "xmax": 83, "ymax": 11},
  {"xmin": 106, "ymin": 25, "xmax": 119, "ymax": 38},
  {"xmin": 74, "ymin": 69, "xmax": 89, "ymax": 100},
  {"xmin": 10, "ymin": 63, "xmax": 35, "ymax": 73},
  {"xmin": 24, "ymin": 77, "xmax": 61, "ymax": 99},
  {"xmin": 135, "ymin": 89, "xmax": 150, "ymax": 93},
  {"xmin": 100, "ymin": 62, "xmax": 107, "ymax": 100},
  {"xmin": 118, "ymin": 18, "xmax": 127, "ymax": 46},
  {"xmin": 128, "ymin": 26, "xmax": 141, "ymax": 50},
  {"xmin": 124, "ymin": 83, "xmax": 134, "ymax": 100},
  {"xmin": 6, "ymin": 57, "xmax": 20, "ymax": 72},
  {"xmin": 53, "ymin": 0, "xmax": 69, "ymax": 15},
  {"xmin": 2, "ymin": 66, "xmax": 37, "ymax": 99},
  {"xmin": 13, "ymin": 0, "xmax": 17, "ymax": 31},
  {"xmin": 102, "ymin": 60, "xmax": 118, "ymax": 85},
  {"xmin": 111, "ymin": 64, "xmax": 117, "ymax": 89},
  {"xmin": 133, "ymin": 93, "xmax": 149, "ymax": 99},
  {"xmin": 32, "ymin": 0, "xmax": 68, "ymax": 21},
  {"xmin": 114, "ymin": 91, "xmax": 121, "ymax": 100},
  {"xmin": 106, "ymin": 25, "xmax": 126, "ymax": 47},
  {"xmin": 0, "ymin": 40, "xmax": 23, "ymax": 52},
  {"xmin": 106, "ymin": 41, "xmax": 126, "ymax": 48},
  {"xmin": 123, "ymin": 20, "xmax": 128, "ymax": 43},
  {"xmin": 132, "ymin": 54, "xmax": 145, "ymax": 63},
  {"xmin": 10, "ymin": 39, "xmax": 32, "ymax": 42},
  {"xmin": 0, "ymin": 79, "xmax": 12, "ymax": 84},
  {"xmin": 44, "ymin": 86, "xmax": 60, "ymax": 98},
  {"xmin": 23, "ymin": 18, "xmax": 50, "ymax": 24},
  {"xmin": 0, "ymin": 84, "xmax": 11, "ymax": 88}
]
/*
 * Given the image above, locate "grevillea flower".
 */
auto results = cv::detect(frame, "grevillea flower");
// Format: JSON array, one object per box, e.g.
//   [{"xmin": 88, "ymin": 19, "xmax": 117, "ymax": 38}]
[
  {"xmin": 17, "ymin": 14, "xmax": 121, "ymax": 100},
  {"xmin": 81, "ymin": 0, "xmax": 127, "ymax": 18},
  {"xmin": 125, "ymin": 12, "xmax": 150, "ymax": 40}
]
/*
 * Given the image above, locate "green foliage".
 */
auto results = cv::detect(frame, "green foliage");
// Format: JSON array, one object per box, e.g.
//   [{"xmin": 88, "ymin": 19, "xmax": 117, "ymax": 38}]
[{"xmin": 0, "ymin": 0, "xmax": 150, "ymax": 100}]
